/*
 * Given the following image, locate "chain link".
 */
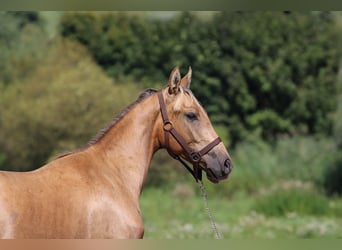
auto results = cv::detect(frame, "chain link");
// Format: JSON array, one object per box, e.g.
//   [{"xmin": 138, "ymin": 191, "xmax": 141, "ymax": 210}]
[{"xmin": 198, "ymin": 180, "xmax": 222, "ymax": 239}]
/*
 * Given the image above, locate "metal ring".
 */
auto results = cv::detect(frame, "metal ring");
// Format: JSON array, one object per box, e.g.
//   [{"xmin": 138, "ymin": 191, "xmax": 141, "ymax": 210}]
[
  {"xmin": 190, "ymin": 152, "xmax": 201, "ymax": 163},
  {"xmin": 163, "ymin": 121, "xmax": 173, "ymax": 132}
]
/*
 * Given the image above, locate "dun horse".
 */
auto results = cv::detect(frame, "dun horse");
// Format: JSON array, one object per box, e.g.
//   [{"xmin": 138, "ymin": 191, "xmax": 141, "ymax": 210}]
[{"xmin": 0, "ymin": 67, "xmax": 232, "ymax": 238}]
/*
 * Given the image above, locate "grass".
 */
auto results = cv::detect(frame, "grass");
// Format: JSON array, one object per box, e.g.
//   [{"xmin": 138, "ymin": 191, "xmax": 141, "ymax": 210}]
[
  {"xmin": 141, "ymin": 136, "xmax": 342, "ymax": 239},
  {"xmin": 140, "ymin": 184, "xmax": 342, "ymax": 239},
  {"xmin": 252, "ymin": 187, "xmax": 331, "ymax": 217}
]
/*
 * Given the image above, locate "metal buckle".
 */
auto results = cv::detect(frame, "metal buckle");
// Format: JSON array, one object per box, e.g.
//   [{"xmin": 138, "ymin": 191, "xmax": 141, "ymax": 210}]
[{"xmin": 190, "ymin": 152, "xmax": 201, "ymax": 163}]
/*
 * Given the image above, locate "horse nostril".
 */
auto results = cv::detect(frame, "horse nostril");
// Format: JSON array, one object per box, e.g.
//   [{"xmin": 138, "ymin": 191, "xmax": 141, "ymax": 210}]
[{"xmin": 223, "ymin": 159, "xmax": 232, "ymax": 175}]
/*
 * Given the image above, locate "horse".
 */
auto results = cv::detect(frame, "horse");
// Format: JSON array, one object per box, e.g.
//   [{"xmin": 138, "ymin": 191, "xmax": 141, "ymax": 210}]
[{"xmin": 0, "ymin": 67, "xmax": 232, "ymax": 238}]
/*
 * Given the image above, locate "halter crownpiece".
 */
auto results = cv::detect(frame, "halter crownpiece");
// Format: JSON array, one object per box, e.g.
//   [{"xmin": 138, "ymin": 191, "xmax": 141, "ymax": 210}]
[{"xmin": 157, "ymin": 90, "xmax": 222, "ymax": 182}]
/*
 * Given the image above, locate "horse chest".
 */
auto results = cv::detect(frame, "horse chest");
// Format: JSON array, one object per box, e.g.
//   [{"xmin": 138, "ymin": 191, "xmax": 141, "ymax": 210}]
[{"xmin": 84, "ymin": 195, "xmax": 143, "ymax": 238}]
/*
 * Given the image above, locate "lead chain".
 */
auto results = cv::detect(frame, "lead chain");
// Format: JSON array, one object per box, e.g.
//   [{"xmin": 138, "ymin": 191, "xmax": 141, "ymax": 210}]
[{"xmin": 198, "ymin": 180, "xmax": 222, "ymax": 239}]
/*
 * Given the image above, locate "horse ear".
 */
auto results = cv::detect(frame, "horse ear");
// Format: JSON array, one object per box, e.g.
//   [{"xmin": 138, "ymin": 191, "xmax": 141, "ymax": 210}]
[
  {"xmin": 168, "ymin": 66, "xmax": 181, "ymax": 95},
  {"xmin": 180, "ymin": 66, "xmax": 192, "ymax": 88}
]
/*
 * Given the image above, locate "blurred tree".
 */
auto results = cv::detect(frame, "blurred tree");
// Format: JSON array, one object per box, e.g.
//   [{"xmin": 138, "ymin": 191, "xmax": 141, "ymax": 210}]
[
  {"xmin": 59, "ymin": 11, "xmax": 342, "ymax": 145},
  {"xmin": 0, "ymin": 39, "xmax": 141, "ymax": 171},
  {"xmin": 60, "ymin": 12, "xmax": 155, "ymax": 81},
  {"xmin": 324, "ymin": 65, "xmax": 342, "ymax": 196},
  {"xmin": 324, "ymin": 154, "xmax": 342, "ymax": 196},
  {"xmin": 0, "ymin": 11, "xmax": 47, "ymax": 84},
  {"xmin": 334, "ymin": 80, "xmax": 342, "ymax": 148},
  {"xmin": 206, "ymin": 12, "xmax": 342, "ymax": 144}
]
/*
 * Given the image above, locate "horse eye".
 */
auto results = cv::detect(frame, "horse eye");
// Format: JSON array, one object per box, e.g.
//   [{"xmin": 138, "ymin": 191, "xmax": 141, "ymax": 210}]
[{"xmin": 185, "ymin": 112, "xmax": 198, "ymax": 121}]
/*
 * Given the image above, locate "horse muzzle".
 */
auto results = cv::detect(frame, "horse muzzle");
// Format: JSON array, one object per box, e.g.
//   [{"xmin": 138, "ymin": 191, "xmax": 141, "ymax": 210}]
[{"xmin": 204, "ymin": 157, "xmax": 233, "ymax": 183}]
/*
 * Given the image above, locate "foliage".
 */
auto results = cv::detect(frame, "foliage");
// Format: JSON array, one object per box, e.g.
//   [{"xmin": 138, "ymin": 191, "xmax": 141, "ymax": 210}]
[
  {"xmin": 0, "ymin": 153, "xmax": 6, "ymax": 168},
  {"xmin": 252, "ymin": 187, "xmax": 331, "ymax": 217},
  {"xmin": 325, "ymin": 33, "xmax": 342, "ymax": 196},
  {"xmin": 334, "ymin": 90, "xmax": 342, "ymax": 148},
  {"xmin": 60, "ymin": 11, "xmax": 342, "ymax": 145},
  {"xmin": 209, "ymin": 12, "xmax": 342, "ymax": 144},
  {"xmin": 0, "ymin": 11, "xmax": 48, "ymax": 84},
  {"xmin": 323, "ymin": 153, "xmax": 342, "ymax": 196},
  {"xmin": 0, "ymin": 39, "xmax": 141, "ymax": 171},
  {"xmin": 60, "ymin": 12, "xmax": 157, "ymax": 82},
  {"xmin": 210, "ymin": 136, "xmax": 335, "ymax": 197}
]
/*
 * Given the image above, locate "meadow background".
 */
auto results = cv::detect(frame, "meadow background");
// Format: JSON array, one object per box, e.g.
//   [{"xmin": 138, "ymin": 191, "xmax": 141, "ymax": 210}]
[{"xmin": 0, "ymin": 11, "xmax": 342, "ymax": 238}]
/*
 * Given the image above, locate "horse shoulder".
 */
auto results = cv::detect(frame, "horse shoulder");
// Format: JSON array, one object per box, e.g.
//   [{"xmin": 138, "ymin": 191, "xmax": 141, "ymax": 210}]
[
  {"xmin": 83, "ymin": 192, "xmax": 144, "ymax": 238},
  {"xmin": 0, "ymin": 198, "xmax": 15, "ymax": 238},
  {"xmin": 48, "ymin": 153, "xmax": 144, "ymax": 238}
]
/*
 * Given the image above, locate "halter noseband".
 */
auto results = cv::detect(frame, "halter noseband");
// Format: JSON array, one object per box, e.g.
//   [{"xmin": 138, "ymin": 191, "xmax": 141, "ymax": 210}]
[{"xmin": 157, "ymin": 90, "xmax": 222, "ymax": 182}]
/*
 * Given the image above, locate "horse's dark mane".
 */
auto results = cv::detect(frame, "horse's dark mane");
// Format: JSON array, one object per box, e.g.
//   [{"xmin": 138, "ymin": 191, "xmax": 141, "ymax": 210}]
[
  {"xmin": 55, "ymin": 88, "xmax": 157, "ymax": 159},
  {"xmin": 87, "ymin": 88, "xmax": 157, "ymax": 146}
]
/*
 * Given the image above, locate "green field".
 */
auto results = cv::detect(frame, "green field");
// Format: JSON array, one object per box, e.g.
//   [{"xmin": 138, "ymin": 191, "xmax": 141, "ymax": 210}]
[
  {"xmin": 141, "ymin": 136, "xmax": 342, "ymax": 239},
  {"xmin": 140, "ymin": 185, "xmax": 342, "ymax": 239}
]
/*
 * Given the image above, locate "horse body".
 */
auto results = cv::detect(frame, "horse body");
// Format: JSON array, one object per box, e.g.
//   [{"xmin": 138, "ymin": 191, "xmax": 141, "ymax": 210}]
[
  {"xmin": 0, "ymin": 67, "xmax": 232, "ymax": 238},
  {"xmin": 0, "ymin": 154, "xmax": 142, "ymax": 238}
]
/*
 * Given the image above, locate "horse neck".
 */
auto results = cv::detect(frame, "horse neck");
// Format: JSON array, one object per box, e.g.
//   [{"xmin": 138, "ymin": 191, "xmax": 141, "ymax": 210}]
[{"xmin": 89, "ymin": 93, "xmax": 161, "ymax": 199}]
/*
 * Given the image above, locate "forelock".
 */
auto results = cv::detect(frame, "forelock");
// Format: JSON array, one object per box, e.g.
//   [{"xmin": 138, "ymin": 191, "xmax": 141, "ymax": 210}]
[{"xmin": 173, "ymin": 87, "xmax": 196, "ymax": 112}]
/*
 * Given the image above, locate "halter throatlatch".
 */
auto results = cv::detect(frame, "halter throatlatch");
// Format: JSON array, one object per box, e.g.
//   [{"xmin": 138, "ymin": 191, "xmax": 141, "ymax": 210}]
[{"xmin": 157, "ymin": 90, "xmax": 222, "ymax": 182}]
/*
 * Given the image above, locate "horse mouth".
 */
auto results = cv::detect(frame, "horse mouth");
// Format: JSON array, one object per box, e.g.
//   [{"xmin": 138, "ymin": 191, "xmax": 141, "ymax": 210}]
[
  {"xmin": 206, "ymin": 170, "xmax": 229, "ymax": 183},
  {"xmin": 201, "ymin": 161, "xmax": 231, "ymax": 183}
]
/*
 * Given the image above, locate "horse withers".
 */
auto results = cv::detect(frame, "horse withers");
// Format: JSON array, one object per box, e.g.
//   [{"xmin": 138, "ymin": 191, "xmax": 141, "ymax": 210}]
[{"xmin": 0, "ymin": 67, "xmax": 232, "ymax": 238}]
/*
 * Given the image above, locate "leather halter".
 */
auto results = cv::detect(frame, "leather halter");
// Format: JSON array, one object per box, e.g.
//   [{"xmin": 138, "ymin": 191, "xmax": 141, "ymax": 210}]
[{"xmin": 157, "ymin": 90, "xmax": 222, "ymax": 182}]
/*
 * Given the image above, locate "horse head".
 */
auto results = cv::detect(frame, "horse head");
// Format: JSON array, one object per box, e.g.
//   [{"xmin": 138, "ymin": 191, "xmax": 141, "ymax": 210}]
[{"xmin": 158, "ymin": 67, "xmax": 233, "ymax": 183}]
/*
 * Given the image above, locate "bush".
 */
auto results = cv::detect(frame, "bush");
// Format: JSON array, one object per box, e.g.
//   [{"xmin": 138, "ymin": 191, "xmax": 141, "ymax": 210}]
[
  {"xmin": 0, "ymin": 39, "xmax": 141, "ymax": 171},
  {"xmin": 217, "ymin": 136, "xmax": 335, "ymax": 197},
  {"xmin": 0, "ymin": 153, "xmax": 6, "ymax": 167},
  {"xmin": 334, "ymin": 93, "xmax": 342, "ymax": 149},
  {"xmin": 252, "ymin": 187, "xmax": 331, "ymax": 217},
  {"xmin": 0, "ymin": 11, "xmax": 48, "ymax": 84},
  {"xmin": 323, "ymin": 153, "xmax": 342, "ymax": 196}
]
